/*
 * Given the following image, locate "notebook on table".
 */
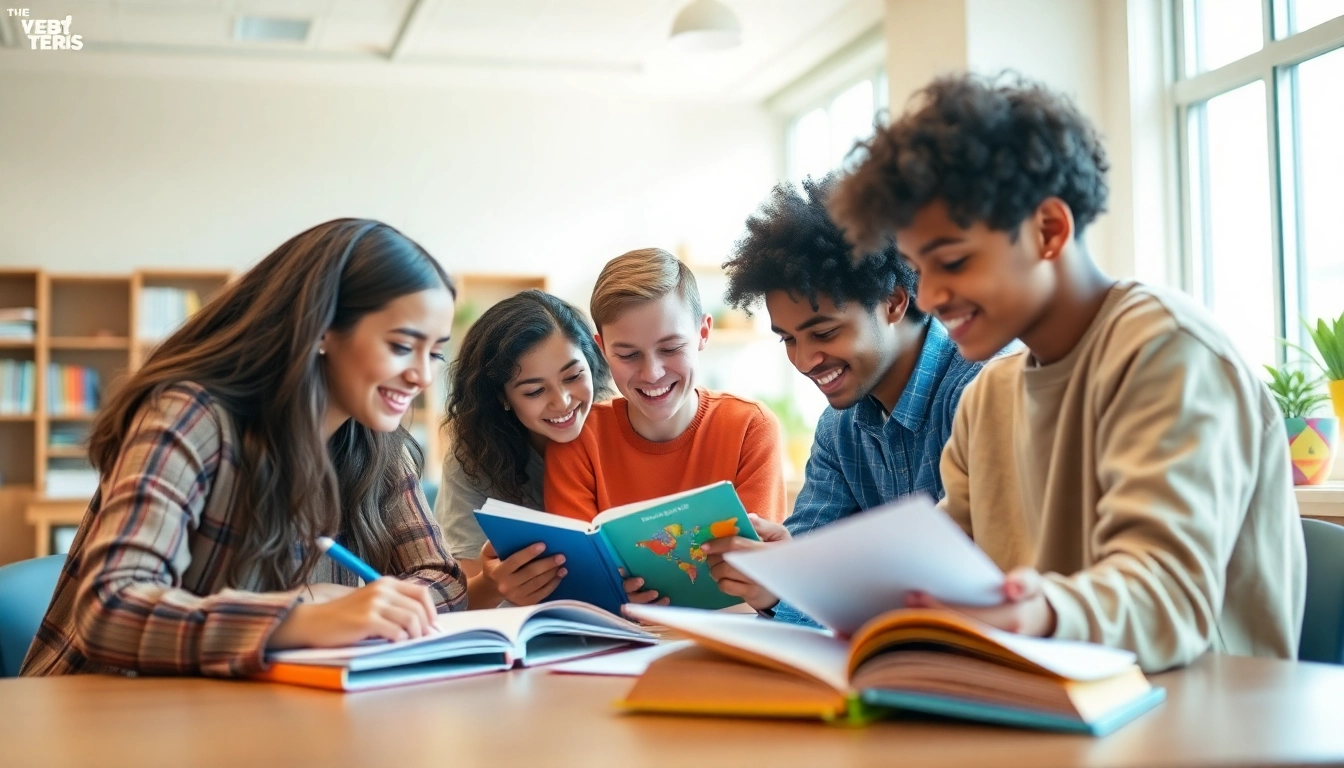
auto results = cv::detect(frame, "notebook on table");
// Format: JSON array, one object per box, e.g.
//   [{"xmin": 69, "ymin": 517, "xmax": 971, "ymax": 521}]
[{"xmin": 254, "ymin": 600, "xmax": 655, "ymax": 692}]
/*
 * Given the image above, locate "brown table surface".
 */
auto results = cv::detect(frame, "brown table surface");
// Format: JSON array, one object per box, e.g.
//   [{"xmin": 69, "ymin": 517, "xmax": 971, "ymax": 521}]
[{"xmin": 2, "ymin": 652, "xmax": 1343, "ymax": 767}]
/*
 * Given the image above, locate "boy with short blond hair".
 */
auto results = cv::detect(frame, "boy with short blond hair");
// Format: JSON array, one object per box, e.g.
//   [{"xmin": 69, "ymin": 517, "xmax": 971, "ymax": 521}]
[{"xmin": 544, "ymin": 248, "xmax": 787, "ymax": 604}]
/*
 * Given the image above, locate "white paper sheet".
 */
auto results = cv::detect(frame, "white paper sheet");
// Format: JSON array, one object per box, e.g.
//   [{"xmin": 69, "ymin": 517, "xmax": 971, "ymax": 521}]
[
  {"xmin": 546, "ymin": 640, "xmax": 696, "ymax": 676},
  {"xmin": 723, "ymin": 495, "xmax": 1005, "ymax": 636}
]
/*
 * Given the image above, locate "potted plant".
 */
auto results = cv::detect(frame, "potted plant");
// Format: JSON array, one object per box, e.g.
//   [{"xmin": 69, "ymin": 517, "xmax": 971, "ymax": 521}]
[
  {"xmin": 1302, "ymin": 311, "xmax": 1344, "ymax": 424},
  {"xmin": 1264, "ymin": 365, "xmax": 1337, "ymax": 486}
]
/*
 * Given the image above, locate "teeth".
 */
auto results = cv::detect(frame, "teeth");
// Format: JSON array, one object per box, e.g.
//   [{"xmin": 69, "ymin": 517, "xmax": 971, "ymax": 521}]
[
  {"xmin": 942, "ymin": 313, "xmax": 973, "ymax": 330},
  {"xmin": 380, "ymin": 388, "xmax": 411, "ymax": 405},
  {"xmin": 640, "ymin": 385, "xmax": 672, "ymax": 398},
  {"xmin": 545, "ymin": 408, "xmax": 577, "ymax": 424},
  {"xmin": 813, "ymin": 368, "xmax": 843, "ymax": 386}
]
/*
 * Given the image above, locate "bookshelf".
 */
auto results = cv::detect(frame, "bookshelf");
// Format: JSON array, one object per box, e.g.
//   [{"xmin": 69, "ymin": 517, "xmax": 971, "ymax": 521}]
[
  {"xmin": 0, "ymin": 269, "xmax": 232, "ymax": 563},
  {"xmin": 409, "ymin": 273, "xmax": 549, "ymax": 487},
  {"xmin": 1, "ymin": 269, "xmax": 546, "ymax": 563},
  {"xmin": 0, "ymin": 269, "xmax": 39, "ymax": 564}
]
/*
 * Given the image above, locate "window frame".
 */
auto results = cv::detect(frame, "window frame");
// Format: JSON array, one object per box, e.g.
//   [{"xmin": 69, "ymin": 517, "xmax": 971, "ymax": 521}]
[
  {"xmin": 783, "ymin": 65, "xmax": 888, "ymax": 185},
  {"xmin": 1173, "ymin": 1, "xmax": 1344, "ymax": 479}
]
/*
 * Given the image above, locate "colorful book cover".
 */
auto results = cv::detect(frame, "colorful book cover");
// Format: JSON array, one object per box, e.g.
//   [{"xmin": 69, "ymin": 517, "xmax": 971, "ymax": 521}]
[
  {"xmin": 475, "ymin": 481, "xmax": 758, "ymax": 612},
  {"xmin": 594, "ymin": 482, "xmax": 757, "ymax": 610}
]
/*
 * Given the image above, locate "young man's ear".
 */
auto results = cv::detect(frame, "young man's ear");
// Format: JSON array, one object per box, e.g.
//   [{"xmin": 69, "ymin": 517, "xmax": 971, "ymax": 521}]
[
  {"xmin": 883, "ymin": 287, "xmax": 911, "ymax": 327},
  {"xmin": 1033, "ymin": 197, "xmax": 1075, "ymax": 262},
  {"xmin": 594, "ymin": 332, "xmax": 607, "ymax": 357},
  {"xmin": 697, "ymin": 314, "xmax": 713, "ymax": 351}
]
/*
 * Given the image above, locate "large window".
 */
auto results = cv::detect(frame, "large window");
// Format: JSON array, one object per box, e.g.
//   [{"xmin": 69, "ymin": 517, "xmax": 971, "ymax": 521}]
[
  {"xmin": 786, "ymin": 69, "xmax": 888, "ymax": 184},
  {"xmin": 1176, "ymin": 1, "xmax": 1343, "ymax": 373}
]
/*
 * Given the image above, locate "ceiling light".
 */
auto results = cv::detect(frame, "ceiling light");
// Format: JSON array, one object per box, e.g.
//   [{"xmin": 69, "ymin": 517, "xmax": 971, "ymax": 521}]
[
  {"xmin": 669, "ymin": 0, "xmax": 742, "ymax": 51},
  {"xmin": 233, "ymin": 16, "xmax": 311, "ymax": 44}
]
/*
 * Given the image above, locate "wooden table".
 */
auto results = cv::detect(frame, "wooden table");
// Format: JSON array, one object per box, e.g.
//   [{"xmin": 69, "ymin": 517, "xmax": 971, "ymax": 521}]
[{"xmin": 2, "ymin": 653, "xmax": 1343, "ymax": 767}]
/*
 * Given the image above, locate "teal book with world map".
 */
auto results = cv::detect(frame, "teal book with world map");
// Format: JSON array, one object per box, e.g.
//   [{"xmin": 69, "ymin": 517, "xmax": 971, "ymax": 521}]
[{"xmin": 474, "ymin": 482, "xmax": 758, "ymax": 614}]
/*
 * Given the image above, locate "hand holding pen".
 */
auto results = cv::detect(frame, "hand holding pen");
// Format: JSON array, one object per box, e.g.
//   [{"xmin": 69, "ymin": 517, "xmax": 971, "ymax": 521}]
[{"xmin": 266, "ymin": 537, "xmax": 440, "ymax": 650}]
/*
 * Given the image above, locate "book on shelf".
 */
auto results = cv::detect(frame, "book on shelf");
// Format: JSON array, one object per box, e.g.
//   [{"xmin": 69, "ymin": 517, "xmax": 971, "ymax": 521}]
[
  {"xmin": 473, "ymin": 481, "xmax": 758, "ymax": 614},
  {"xmin": 46, "ymin": 364, "xmax": 101, "ymax": 416},
  {"xmin": 48, "ymin": 423, "xmax": 92, "ymax": 448},
  {"xmin": 254, "ymin": 600, "xmax": 655, "ymax": 692},
  {"xmin": 618, "ymin": 495, "xmax": 1165, "ymax": 736},
  {"xmin": 0, "ymin": 308, "xmax": 37, "ymax": 322},
  {"xmin": 138, "ymin": 287, "xmax": 202, "ymax": 341},
  {"xmin": 0, "ymin": 359, "xmax": 36, "ymax": 414},
  {"xmin": 0, "ymin": 307, "xmax": 36, "ymax": 342},
  {"xmin": 45, "ymin": 458, "xmax": 99, "ymax": 498}
]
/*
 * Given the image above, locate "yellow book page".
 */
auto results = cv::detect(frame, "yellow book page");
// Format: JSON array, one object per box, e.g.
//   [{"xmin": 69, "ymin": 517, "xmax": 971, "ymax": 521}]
[
  {"xmin": 619, "ymin": 646, "xmax": 847, "ymax": 719},
  {"xmin": 1064, "ymin": 667, "xmax": 1153, "ymax": 722}
]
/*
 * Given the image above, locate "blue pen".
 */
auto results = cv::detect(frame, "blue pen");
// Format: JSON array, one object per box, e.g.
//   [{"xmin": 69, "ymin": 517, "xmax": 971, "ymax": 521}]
[{"xmin": 316, "ymin": 536, "xmax": 382, "ymax": 583}]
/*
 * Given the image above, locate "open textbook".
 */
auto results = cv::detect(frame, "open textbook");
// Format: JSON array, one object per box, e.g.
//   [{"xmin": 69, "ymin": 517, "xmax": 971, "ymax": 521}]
[
  {"xmin": 254, "ymin": 600, "xmax": 654, "ymax": 692},
  {"xmin": 620, "ymin": 496, "xmax": 1165, "ymax": 735},
  {"xmin": 474, "ymin": 481, "xmax": 757, "ymax": 613}
]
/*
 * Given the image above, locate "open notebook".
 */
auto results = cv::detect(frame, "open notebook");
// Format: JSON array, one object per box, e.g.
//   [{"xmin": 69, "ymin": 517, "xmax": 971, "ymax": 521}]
[
  {"xmin": 254, "ymin": 600, "xmax": 655, "ymax": 692},
  {"xmin": 622, "ymin": 605, "xmax": 1164, "ymax": 736}
]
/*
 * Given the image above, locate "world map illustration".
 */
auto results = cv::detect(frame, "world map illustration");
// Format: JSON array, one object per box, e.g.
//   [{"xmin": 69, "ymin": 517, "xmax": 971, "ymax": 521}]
[{"xmin": 634, "ymin": 518, "xmax": 741, "ymax": 584}]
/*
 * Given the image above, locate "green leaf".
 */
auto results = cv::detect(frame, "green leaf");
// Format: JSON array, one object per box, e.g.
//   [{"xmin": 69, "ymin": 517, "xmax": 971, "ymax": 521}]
[
  {"xmin": 1263, "ymin": 362, "xmax": 1330, "ymax": 418},
  {"xmin": 1302, "ymin": 312, "xmax": 1344, "ymax": 380}
]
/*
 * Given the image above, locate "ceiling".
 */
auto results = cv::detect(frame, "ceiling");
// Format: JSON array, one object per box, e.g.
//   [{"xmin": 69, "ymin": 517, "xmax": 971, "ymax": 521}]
[{"xmin": 0, "ymin": 0, "xmax": 885, "ymax": 101}]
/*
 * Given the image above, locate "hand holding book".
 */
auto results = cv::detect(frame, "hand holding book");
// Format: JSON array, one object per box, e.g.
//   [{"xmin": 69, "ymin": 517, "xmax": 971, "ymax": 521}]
[
  {"xmin": 618, "ymin": 496, "xmax": 1166, "ymax": 735},
  {"xmin": 701, "ymin": 512, "xmax": 792, "ymax": 612},
  {"xmin": 473, "ymin": 482, "xmax": 760, "ymax": 613},
  {"xmin": 479, "ymin": 541, "xmax": 568, "ymax": 606},
  {"xmin": 906, "ymin": 565, "xmax": 1059, "ymax": 638}
]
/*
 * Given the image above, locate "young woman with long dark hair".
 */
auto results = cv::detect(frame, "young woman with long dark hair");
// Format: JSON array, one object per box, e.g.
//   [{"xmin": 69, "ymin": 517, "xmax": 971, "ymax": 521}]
[
  {"xmin": 436, "ymin": 290, "xmax": 611, "ymax": 608},
  {"xmin": 23, "ymin": 218, "xmax": 465, "ymax": 677}
]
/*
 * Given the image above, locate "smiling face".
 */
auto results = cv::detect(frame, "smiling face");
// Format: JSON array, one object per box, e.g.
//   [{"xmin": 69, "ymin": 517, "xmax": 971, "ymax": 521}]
[
  {"xmin": 503, "ymin": 331, "xmax": 596, "ymax": 447},
  {"xmin": 321, "ymin": 287, "xmax": 455, "ymax": 436},
  {"xmin": 895, "ymin": 200, "xmax": 1059, "ymax": 362},
  {"xmin": 597, "ymin": 292, "xmax": 710, "ymax": 442},
  {"xmin": 765, "ymin": 290, "xmax": 909, "ymax": 410}
]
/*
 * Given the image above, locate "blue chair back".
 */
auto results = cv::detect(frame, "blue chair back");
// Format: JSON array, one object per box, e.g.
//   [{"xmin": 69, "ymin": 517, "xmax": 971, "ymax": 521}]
[
  {"xmin": 1300, "ymin": 518, "xmax": 1344, "ymax": 665},
  {"xmin": 0, "ymin": 555, "xmax": 64, "ymax": 677}
]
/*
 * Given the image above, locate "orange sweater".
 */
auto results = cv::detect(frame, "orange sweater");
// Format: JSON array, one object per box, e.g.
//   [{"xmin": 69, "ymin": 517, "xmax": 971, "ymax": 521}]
[{"xmin": 544, "ymin": 390, "xmax": 786, "ymax": 523}]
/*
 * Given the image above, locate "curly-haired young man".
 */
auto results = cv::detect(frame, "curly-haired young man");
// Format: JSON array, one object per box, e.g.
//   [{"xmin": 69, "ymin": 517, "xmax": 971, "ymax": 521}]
[
  {"xmin": 701, "ymin": 173, "xmax": 992, "ymax": 626},
  {"xmin": 825, "ymin": 73, "xmax": 1305, "ymax": 672}
]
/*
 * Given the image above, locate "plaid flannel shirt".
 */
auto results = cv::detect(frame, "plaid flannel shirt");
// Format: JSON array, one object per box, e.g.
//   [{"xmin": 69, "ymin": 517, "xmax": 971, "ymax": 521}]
[
  {"xmin": 775, "ymin": 321, "xmax": 989, "ymax": 628},
  {"xmin": 21, "ymin": 383, "xmax": 466, "ymax": 678}
]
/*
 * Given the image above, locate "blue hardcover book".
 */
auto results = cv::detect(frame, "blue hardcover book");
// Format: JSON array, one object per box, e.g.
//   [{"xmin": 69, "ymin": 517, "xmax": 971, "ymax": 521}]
[{"xmin": 474, "ymin": 481, "xmax": 758, "ymax": 614}]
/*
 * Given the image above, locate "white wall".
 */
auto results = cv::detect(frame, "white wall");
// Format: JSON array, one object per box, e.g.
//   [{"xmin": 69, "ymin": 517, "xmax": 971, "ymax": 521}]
[
  {"xmin": 882, "ymin": 0, "xmax": 1174, "ymax": 281},
  {"xmin": 0, "ymin": 72, "xmax": 782, "ymax": 306}
]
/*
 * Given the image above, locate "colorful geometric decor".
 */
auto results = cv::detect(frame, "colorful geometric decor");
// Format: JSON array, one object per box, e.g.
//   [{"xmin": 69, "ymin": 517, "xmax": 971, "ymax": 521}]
[{"xmin": 1287, "ymin": 417, "xmax": 1339, "ymax": 486}]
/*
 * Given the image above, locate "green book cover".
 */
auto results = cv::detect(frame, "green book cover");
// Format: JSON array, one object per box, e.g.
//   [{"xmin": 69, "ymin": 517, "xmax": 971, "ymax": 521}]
[{"xmin": 593, "ymin": 482, "xmax": 759, "ymax": 610}]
